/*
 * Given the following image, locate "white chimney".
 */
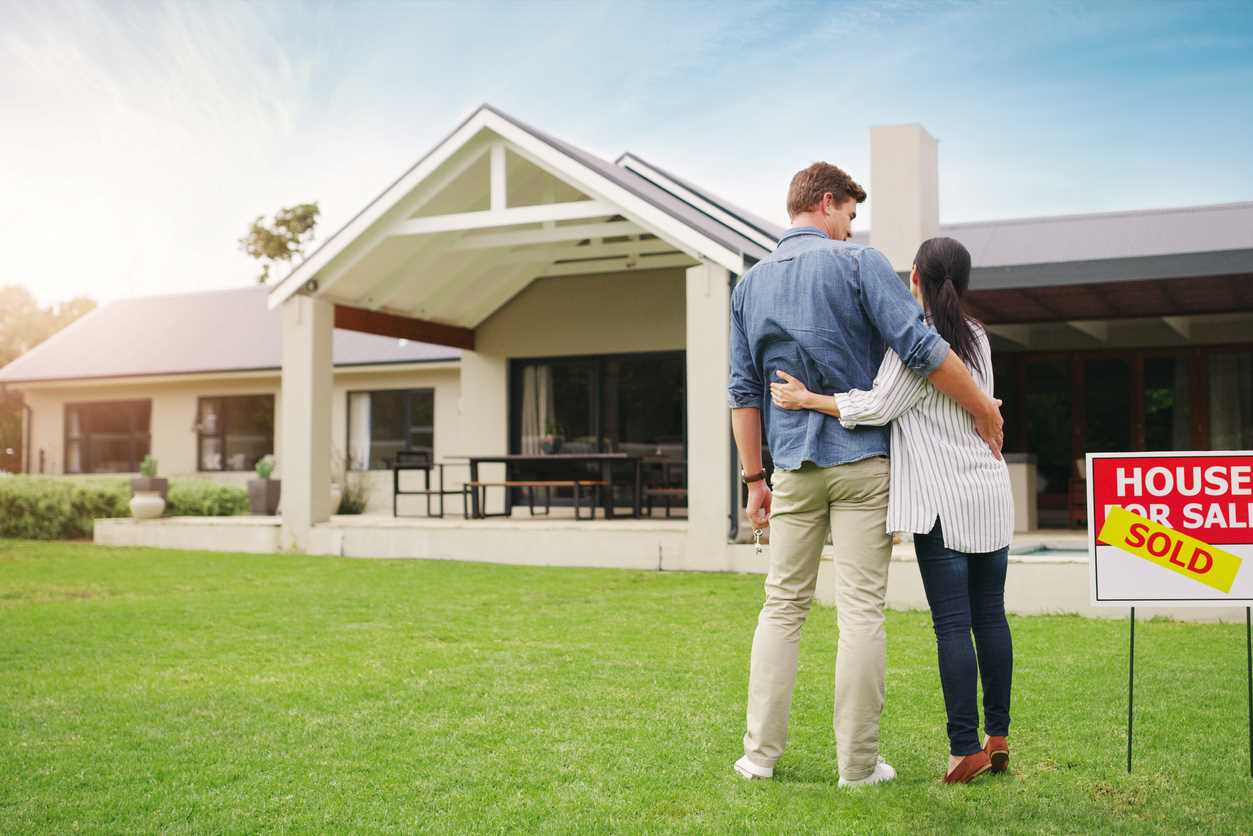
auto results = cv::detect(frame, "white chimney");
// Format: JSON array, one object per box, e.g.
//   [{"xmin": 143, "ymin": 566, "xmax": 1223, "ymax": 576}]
[{"xmin": 869, "ymin": 124, "xmax": 939, "ymax": 272}]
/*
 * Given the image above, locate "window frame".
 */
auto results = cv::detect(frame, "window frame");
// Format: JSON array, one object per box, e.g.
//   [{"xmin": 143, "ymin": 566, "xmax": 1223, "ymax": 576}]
[
  {"xmin": 195, "ymin": 394, "xmax": 276, "ymax": 473},
  {"xmin": 63, "ymin": 399, "xmax": 152, "ymax": 474},
  {"xmin": 344, "ymin": 387, "xmax": 436, "ymax": 471}
]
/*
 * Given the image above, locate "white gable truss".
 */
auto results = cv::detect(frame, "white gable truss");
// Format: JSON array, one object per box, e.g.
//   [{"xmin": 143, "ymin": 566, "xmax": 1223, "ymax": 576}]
[{"xmin": 266, "ymin": 106, "xmax": 749, "ymax": 336}]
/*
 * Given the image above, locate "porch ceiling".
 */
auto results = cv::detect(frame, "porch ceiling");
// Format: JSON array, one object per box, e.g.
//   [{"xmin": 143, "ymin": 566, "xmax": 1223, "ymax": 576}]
[{"xmin": 966, "ymin": 272, "xmax": 1253, "ymax": 325}]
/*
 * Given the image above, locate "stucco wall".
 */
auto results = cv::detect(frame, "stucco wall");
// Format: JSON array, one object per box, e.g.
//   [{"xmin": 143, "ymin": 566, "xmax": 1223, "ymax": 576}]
[{"xmin": 20, "ymin": 365, "xmax": 461, "ymax": 512}]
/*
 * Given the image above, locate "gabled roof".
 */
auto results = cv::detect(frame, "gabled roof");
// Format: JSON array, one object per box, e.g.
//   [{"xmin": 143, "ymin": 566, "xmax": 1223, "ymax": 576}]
[
  {"xmin": 0, "ymin": 286, "xmax": 458, "ymax": 386},
  {"xmin": 266, "ymin": 104, "xmax": 778, "ymax": 312}
]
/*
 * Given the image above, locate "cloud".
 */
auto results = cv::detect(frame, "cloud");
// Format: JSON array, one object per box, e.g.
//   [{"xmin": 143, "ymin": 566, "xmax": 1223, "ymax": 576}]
[{"xmin": 0, "ymin": 0, "xmax": 1250, "ymax": 306}]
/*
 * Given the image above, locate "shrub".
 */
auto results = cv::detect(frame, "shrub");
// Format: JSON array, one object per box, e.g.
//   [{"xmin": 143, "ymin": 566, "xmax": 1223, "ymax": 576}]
[
  {"xmin": 165, "ymin": 482, "xmax": 248, "ymax": 517},
  {"xmin": 0, "ymin": 476, "xmax": 129, "ymax": 539},
  {"xmin": 139, "ymin": 455, "xmax": 158, "ymax": 478},
  {"xmin": 337, "ymin": 470, "xmax": 370, "ymax": 515},
  {"xmin": 255, "ymin": 455, "xmax": 275, "ymax": 480}
]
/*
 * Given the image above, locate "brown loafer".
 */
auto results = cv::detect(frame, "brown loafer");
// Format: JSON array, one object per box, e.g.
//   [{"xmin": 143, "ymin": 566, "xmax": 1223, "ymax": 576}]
[
  {"xmin": 944, "ymin": 750, "xmax": 992, "ymax": 784},
  {"xmin": 985, "ymin": 736, "xmax": 1009, "ymax": 773}
]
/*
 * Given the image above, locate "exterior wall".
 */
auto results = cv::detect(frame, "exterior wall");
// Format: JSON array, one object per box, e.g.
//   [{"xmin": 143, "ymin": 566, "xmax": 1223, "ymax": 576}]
[
  {"xmin": 24, "ymin": 376, "xmax": 279, "ymax": 484},
  {"xmin": 474, "ymin": 267, "xmax": 686, "ymax": 358},
  {"xmin": 19, "ymin": 363, "xmax": 460, "ymax": 515}
]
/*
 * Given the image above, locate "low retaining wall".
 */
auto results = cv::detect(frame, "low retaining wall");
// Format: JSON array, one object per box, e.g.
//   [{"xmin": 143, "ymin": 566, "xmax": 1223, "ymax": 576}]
[{"xmin": 93, "ymin": 518, "xmax": 1245, "ymax": 622}]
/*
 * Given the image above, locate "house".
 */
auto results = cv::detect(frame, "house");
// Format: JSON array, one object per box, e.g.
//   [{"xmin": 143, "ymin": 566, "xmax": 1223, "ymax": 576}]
[{"xmin": 2, "ymin": 104, "xmax": 1250, "ymax": 575}]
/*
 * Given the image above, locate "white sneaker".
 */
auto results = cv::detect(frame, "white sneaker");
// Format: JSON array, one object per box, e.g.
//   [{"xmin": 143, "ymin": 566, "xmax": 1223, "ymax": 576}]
[
  {"xmin": 733, "ymin": 755, "xmax": 774, "ymax": 780},
  {"xmin": 838, "ymin": 757, "xmax": 897, "ymax": 788}
]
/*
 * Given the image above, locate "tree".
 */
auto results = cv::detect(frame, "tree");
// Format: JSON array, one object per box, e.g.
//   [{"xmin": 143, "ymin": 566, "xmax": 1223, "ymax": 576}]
[
  {"xmin": 0, "ymin": 286, "xmax": 97, "ymax": 472},
  {"xmin": 239, "ymin": 202, "xmax": 321, "ymax": 284}
]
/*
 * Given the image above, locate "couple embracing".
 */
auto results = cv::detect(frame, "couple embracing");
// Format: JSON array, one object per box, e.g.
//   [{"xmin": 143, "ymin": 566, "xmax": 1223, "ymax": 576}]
[{"xmin": 728, "ymin": 162, "xmax": 1015, "ymax": 786}]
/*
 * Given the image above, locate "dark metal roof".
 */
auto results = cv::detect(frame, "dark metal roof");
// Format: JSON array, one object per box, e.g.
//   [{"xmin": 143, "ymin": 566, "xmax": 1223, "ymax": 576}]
[{"xmin": 0, "ymin": 285, "xmax": 459, "ymax": 385}]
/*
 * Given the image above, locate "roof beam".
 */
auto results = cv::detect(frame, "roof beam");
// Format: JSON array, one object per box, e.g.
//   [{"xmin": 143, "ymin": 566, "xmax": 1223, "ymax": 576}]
[
  {"xmin": 388, "ymin": 200, "xmax": 616, "ymax": 238},
  {"xmin": 985, "ymin": 324, "xmax": 1034, "ymax": 347},
  {"xmin": 536, "ymin": 252, "xmax": 696, "ymax": 278},
  {"xmin": 454, "ymin": 220, "xmax": 642, "ymax": 250},
  {"xmin": 276, "ymin": 140, "xmax": 492, "ymax": 302},
  {"xmin": 489, "ymin": 143, "xmax": 506, "ymax": 211},
  {"xmin": 333, "ymin": 304, "xmax": 474, "ymax": 351},
  {"xmin": 1066, "ymin": 320, "xmax": 1109, "ymax": 342},
  {"xmin": 546, "ymin": 238, "xmax": 680, "ymax": 262},
  {"xmin": 1162, "ymin": 315, "xmax": 1191, "ymax": 338}
]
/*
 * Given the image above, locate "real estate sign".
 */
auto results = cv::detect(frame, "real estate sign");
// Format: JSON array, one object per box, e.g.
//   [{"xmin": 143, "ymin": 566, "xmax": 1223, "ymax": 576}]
[{"xmin": 1087, "ymin": 451, "xmax": 1253, "ymax": 606}]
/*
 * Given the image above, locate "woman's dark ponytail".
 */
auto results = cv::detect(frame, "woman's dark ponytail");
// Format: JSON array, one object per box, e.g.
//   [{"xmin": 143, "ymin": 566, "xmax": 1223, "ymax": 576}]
[{"xmin": 914, "ymin": 238, "xmax": 983, "ymax": 376}]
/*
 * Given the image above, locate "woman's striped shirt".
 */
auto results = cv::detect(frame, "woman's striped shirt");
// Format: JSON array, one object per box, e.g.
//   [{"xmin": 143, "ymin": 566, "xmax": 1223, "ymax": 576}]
[{"xmin": 834, "ymin": 324, "xmax": 1014, "ymax": 553}]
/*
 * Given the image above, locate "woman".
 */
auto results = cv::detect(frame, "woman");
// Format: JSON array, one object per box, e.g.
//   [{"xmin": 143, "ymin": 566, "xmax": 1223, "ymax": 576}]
[{"xmin": 770, "ymin": 237, "xmax": 1014, "ymax": 784}]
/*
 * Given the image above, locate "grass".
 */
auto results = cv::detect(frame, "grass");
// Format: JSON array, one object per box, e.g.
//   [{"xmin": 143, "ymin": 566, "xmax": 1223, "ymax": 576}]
[{"xmin": 1, "ymin": 539, "xmax": 1251, "ymax": 834}]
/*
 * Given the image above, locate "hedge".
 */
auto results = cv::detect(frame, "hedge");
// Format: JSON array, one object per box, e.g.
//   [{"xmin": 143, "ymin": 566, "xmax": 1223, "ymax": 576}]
[
  {"xmin": 165, "ymin": 482, "xmax": 249, "ymax": 517},
  {"xmin": 0, "ymin": 477, "xmax": 129, "ymax": 539},
  {"xmin": 0, "ymin": 476, "xmax": 249, "ymax": 540}
]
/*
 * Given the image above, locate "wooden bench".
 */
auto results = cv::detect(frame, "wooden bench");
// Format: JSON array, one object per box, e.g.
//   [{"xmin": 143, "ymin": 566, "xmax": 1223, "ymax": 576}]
[
  {"xmin": 643, "ymin": 486, "xmax": 688, "ymax": 518},
  {"xmin": 465, "ymin": 480, "xmax": 609, "ymax": 520}
]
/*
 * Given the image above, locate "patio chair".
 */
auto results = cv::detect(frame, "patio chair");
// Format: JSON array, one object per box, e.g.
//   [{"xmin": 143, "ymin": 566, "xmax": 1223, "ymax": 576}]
[{"xmin": 392, "ymin": 449, "xmax": 469, "ymax": 518}]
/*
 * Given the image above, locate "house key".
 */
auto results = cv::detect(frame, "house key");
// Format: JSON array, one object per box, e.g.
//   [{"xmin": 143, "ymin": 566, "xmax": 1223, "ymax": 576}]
[{"xmin": 753, "ymin": 527, "xmax": 764, "ymax": 556}]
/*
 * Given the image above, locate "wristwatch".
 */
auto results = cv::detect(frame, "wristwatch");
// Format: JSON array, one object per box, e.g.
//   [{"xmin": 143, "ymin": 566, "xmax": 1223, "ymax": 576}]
[{"xmin": 740, "ymin": 469, "xmax": 767, "ymax": 484}]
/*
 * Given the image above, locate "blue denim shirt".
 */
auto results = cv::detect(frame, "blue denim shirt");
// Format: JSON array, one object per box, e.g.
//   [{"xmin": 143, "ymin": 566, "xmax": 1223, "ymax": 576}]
[{"xmin": 728, "ymin": 226, "xmax": 950, "ymax": 471}]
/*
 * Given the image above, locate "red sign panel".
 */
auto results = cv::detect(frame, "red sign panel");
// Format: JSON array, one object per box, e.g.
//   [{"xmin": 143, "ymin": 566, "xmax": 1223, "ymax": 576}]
[{"xmin": 1091, "ymin": 454, "xmax": 1253, "ymax": 546}]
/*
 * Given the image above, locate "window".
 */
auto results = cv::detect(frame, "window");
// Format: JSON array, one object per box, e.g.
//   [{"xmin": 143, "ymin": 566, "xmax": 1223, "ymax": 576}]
[
  {"xmin": 1210, "ymin": 350, "xmax": 1253, "ymax": 450},
  {"xmin": 65, "ymin": 401, "xmax": 151, "ymax": 473},
  {"xmin": 197, "ymin": 395, "xmax": 274, "ymax": 472},
  {"xmin": 347, "ymin": 389, "xmax": 434, "ymax": 470}
]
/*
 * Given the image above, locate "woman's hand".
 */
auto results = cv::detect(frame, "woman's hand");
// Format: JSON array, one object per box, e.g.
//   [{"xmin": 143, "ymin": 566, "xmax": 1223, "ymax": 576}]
[{"xmin": 770, "ymin": 370, "xmax": 815, "ymax": 411}]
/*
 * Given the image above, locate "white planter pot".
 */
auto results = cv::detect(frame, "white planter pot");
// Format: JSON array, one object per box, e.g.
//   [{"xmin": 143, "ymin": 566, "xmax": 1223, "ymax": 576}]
[
  {"xmin": 129, "ymin": 490, "xmax": 166, "ymax": 520},
  {"xmin": 330, "ymin": 484, "xmax": 343, "ymax": 515}
]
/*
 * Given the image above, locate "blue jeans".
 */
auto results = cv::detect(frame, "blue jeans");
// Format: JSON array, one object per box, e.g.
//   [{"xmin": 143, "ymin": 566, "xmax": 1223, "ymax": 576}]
[{"xmin": 914, "ymin": 520, "xmax": 1013, "ymax": 756}]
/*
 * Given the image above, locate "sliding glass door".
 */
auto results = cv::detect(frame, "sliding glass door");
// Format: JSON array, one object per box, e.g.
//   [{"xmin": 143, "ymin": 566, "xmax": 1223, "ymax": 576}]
[{"xmin": 510, "ymin": 351, "xmax": 687, "ymax": 501}]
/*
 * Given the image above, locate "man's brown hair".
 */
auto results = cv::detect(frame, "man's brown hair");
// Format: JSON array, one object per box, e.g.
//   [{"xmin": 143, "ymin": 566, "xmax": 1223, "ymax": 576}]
[{"xmin": 786, "ymin": 162, "xmax": 867, "ymax": 218}]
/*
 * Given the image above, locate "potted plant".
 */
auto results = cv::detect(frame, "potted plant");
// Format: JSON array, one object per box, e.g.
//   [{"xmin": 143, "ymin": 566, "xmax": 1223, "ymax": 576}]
[
  {"xmin": 541, "ymin": 420, "xmax": 564, "ymax": 455},
  {"xmin": 248, "ymin": 454, "xmax": 281, "ymax": 515},
  {"xmin": 129, "ymin": 455, "xmax": 167, "ymax": 520}
]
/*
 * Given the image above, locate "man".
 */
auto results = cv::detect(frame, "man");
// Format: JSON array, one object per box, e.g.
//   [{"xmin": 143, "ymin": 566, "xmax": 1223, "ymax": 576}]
[{"xmin": 728, "ymin": 162, "xmax": 1003, "ymax": 786}]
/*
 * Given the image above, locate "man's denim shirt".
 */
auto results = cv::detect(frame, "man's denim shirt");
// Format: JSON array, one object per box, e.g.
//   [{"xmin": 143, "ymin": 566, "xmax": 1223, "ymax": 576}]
[{"xmin": 728, "ymin": 226, "xmax": 950, "ymax": 471}]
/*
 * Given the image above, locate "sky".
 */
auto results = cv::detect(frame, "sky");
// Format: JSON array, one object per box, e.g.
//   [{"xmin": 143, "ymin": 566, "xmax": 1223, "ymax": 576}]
[{"xmin": 2, "ymin": 0, "xmax": 1252, "ymax": 307}]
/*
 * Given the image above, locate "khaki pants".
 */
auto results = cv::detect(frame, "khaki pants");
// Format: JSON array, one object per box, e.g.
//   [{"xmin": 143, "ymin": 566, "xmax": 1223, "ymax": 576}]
[{"xmin": 742, "ymin": 457, "xmax": 893, "ymax": 781}]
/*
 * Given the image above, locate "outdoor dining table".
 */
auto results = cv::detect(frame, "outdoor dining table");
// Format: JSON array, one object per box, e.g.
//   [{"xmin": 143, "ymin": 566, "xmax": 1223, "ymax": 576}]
[{"xmin": 458, "ymin": 453, "xmax": 642, "ymax": 520}]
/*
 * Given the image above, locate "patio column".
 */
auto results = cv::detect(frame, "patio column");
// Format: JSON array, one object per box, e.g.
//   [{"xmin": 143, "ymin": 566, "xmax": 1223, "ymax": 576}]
[
  {"xmin": 684, "ymin": 261, "xmax": 734, "ymax": 569},
  {"xmin": 280, "ymin": 293, "xmax": 334, "ymax": 551}
]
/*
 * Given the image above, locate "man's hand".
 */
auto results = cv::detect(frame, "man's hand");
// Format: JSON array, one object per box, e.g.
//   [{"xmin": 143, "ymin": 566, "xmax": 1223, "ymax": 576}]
[
  {"xmin": 975, "ymin": 396, "xmax": 1005, "ymax": 460},
  {"xmin": 746, "ymin": 481, "xmax": 772, "ymax": 529}
]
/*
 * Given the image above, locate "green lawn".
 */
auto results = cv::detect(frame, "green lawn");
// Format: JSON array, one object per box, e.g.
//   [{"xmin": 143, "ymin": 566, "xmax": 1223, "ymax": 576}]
[{"xmin": 1, "ymin": 540, "xmax": 1251, "ymax": 834}]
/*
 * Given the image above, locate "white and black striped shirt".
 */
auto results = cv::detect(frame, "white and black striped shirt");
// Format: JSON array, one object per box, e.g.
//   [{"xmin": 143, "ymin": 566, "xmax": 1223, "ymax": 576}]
[{"xmin": 834, "ymin": 325, "xmax": 1014, "ymax": 553}]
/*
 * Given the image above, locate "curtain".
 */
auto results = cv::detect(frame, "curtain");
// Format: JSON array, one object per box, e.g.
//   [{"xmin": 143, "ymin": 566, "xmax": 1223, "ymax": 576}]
[
  {"xmin": 348, "ymin": 392, "xmax": 372, "ymax": 470},
  {"xmin": 1171, "ymin": 357, "xmax": 1191, "ymax": 449},
  {"xmin": 1210, "ymin": 352, "xmax": 1253, "ymax": 449},
  {"xmin": 520, "ymin": 365, "xmax": 555, "ymax": 454}
]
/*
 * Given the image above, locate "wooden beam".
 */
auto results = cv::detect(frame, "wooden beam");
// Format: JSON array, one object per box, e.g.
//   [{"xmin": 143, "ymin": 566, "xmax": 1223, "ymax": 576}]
[
  {"xmin": 489, "ymin": 143, "xmax": 506, "ymax": 211},
  {"xmin": 455, "ymin": 220, "xmax": 642, "ymax": 250},
  {"xmin": 333, "ymin": 304, "xmax": 474, "ymax": 350},
  {"xmin": 388, "ymin": 200, "xmax": 616, "ymax": 238}
]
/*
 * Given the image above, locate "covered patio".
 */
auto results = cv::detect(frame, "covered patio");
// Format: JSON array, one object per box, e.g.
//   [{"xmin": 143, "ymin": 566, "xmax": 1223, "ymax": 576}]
[{"xmin": 264, "ymin": 104, "xmax": 777, "ymax": 570}]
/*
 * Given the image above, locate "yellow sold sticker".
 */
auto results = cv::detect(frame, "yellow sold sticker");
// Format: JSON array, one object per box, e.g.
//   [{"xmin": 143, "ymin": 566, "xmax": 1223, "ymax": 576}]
[{"xmin": 1098, "ymin": 505, "xmax": 1243, "ymax": 594}]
